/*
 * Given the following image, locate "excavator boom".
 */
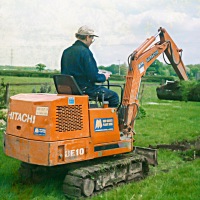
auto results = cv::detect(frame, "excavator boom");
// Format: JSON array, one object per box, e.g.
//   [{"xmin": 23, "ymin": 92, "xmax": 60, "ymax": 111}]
[
  {"xmin": 121, "ymin": 27, "xmax": 188, "ymax": 131},
  {"xmin": 159, "ymin": 28, "xmax": 188, "ymax": 80}
]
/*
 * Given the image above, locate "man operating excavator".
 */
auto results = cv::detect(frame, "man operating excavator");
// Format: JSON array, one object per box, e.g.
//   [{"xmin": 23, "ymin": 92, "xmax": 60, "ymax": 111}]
[{"xmin": 61, "ymin": 25, "xmax": 119, "ymax": 107}]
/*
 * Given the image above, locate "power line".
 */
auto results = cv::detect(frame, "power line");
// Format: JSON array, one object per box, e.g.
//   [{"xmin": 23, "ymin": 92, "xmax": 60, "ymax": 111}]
[
  {"xmin": 10, "ymin": 49, "xmax": 13, "ymax": 66},
  {"xmin": 118, "ymin": 59, "xmax": 120, "ymax": 75}
]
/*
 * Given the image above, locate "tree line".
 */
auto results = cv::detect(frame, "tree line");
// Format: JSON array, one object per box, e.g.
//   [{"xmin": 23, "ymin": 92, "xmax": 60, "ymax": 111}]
[
  {"xmin": 99, "ymin": 60, "xmax": 200, "ymax": 80},
  {"xmin": 0, "ymin": 60, "xmax": 199, "ymax": 80}
]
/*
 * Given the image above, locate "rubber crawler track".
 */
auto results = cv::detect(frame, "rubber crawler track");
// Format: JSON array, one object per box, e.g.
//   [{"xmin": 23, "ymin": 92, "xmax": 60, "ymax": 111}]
[{"xmin": 63, "ymin": 152, "xmax": 149, "ymax": 199}]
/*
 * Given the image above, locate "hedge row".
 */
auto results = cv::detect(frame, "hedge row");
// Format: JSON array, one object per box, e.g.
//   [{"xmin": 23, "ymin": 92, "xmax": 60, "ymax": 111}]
[
  {"xmin": 98, "ymin": 75, "xmax": 176, "ymax": 83},
  {"xmin": 156, "ymin": 81, "xmax": 200, "ymax": 102},
  {"xmin": 142, "ymin": 75, "xmax": 175, "ymax": 83},
  {"xmin": 0, "ymin": 70, "xmax": 175, "ymax": 83},
  {"xmin": 0, "ymin": 70, "xmax": 55, "ymax": 78},
  {"xmin": 111, "ymin": 75, "xmax": 175, "ymax": 82}
]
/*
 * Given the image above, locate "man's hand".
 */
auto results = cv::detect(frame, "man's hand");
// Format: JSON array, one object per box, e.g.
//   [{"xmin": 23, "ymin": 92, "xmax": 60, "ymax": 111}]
[
  {"xmin": 98, "ymin": 70, "xmax": 111, "ymax": 80},
  {"xmin": 104, "ymin": 72, "xmax": 110, "ymax": 80}
]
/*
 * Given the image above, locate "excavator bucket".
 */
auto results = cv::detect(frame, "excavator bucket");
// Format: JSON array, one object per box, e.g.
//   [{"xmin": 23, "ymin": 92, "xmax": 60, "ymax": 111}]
[{"xmin": 134, "ymin": 146, "xmax": 158, "ymax": 166}]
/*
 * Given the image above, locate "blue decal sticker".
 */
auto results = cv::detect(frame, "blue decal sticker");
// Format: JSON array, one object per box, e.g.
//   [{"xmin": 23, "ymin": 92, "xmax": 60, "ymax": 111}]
[
  {"xmin": 34, "ymin": 128, "xmax": 46, "ymax": 136},
  {"xmin": 94, "ymin": 118, "xmax": 114, "ymax": 132},
  {"xmin": 68, "ymin": 97, "xmax": 75, "ymax": 105},
  {"xmin": 138, "ymin": 62, "xmax": 144, "ymax": 73},
  {"xmin": 138, "ymin": 62, "xmax": 144, "ymax": 69}
]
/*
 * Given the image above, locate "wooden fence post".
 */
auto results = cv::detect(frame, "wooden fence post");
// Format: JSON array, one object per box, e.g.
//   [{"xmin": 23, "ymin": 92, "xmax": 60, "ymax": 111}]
[{"xmin": 5, "ymin": 83, "xmax": 10, "ymax": 105}]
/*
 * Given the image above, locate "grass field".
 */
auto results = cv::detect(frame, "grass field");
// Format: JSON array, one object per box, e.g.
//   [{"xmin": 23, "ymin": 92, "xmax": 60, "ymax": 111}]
[
  {"xmin": 0, "ymin": 76, "xmax": 55, "ymax": 96},
  {"xmin": 0, "ymin": 76, "xmax": 200, "ymax": 200}
]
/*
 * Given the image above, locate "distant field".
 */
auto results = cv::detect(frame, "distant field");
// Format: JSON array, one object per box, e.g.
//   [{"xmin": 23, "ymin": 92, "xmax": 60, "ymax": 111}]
[
  {"xmin": 0, "ymin": 75, "xmax": 54, "ymax": 84},
  {"xmin": 0, "ymin": 75, "xmax": 55, "ymax": 95},
  {"xmin": 0, "ymin": 76, "xmax": 200, "ymax": 200},
  {"xmin": 0, "ymin": 75, "xmax": 126, "ymax": 99},
  {"xmin": 0, "ymin": 75, "xmax": 157, "ymax": 102}
]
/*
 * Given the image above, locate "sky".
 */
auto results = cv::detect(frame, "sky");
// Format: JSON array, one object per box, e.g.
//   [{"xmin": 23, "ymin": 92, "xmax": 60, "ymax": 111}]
[{"xmin": 0, "ymin": 0, "xmax": 200, "ymax": 69}]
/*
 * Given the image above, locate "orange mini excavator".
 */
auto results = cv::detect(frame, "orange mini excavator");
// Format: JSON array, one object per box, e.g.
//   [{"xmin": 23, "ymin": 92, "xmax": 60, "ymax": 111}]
[{"xmin": 4, "ymin": 27, "xmax": 188, "ymax": 199}]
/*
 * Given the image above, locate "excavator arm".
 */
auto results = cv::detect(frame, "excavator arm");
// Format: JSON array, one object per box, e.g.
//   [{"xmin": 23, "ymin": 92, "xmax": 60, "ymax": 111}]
[{"xmin": 120, "ymin": 27, "xmax": 188, "ymax": 133}]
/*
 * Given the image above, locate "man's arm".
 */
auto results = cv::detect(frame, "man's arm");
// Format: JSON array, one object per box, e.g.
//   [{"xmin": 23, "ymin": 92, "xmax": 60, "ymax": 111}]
[{"xmin": 83, "ymin": 50, "xmax": 106, "ymax": 83}]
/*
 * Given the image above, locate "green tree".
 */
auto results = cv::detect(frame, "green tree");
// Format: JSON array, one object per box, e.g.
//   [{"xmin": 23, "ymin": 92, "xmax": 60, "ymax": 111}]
[
  {"xmin": 168, "ymin": 65, "xmax": 177, "ymax": 76},
  {"xmin": 0, "ymin": 78, "xmax": 6, "ymax": 108},
  {"xmin": 186, "ymin": 64, "xmax": 200, "ymax": 79},
  {"xmin": 147, "ymin": 59, "xmax": 164, "ymax": 75},
  {"xmin": 120, "ymin": 62, "xmax": 128, "ymax": 75},
  {"xmin": 107, "ymin": 64, "xmax": 119, "ymax": 74},
  {"xmin": 98, "ymin": 64, "xmax": 118, "ymax": 74},
  {"xmin": 190, "ymin": 67, "xmax": 200, "ymax": 78},
  {"xmin": 36, "ymin": 63, "xmax": 46, "ymax": 72},
  {"xmin": 147, "ymin": 59, "xmax": 178, "ymax": 76}
]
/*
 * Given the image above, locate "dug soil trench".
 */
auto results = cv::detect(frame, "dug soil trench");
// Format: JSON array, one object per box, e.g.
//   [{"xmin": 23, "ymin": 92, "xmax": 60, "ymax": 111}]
[{"xmin": 149, "ymin": 137, "xmax": 200, "ymax": 161}]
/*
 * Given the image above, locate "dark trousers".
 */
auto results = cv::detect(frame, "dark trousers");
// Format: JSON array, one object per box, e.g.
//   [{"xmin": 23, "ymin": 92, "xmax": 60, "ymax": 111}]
[{"xmin": 83, "ymin": 86, "xmax": 119, "ymax": 107}]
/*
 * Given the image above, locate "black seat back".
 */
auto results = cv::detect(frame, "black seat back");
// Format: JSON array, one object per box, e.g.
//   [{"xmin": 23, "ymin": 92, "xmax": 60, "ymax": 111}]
[{"xmin": 53, "ymin": 75, "xmax": 83, "ymax": 95}]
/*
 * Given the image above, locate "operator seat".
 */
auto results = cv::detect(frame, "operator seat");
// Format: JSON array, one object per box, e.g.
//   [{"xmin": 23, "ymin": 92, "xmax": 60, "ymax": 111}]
[
  {"xmin": 53, "ymin": 74, "xmax": 83, "ymax": 95},
  {"xmin": 53, "ymin": 74, "xmax": 98, "ymax": 108}
]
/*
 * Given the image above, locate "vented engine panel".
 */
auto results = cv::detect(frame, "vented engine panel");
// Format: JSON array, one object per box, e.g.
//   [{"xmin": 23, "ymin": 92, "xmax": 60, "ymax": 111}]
[{"xmin": 56, "ymin": 105, "xmax": 83, "ymax": 132}]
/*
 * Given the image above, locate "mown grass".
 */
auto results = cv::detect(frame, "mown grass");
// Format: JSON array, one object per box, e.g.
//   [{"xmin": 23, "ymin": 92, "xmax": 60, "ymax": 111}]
[
  {"xmin": 92, "ymin": 159, "xmax": 200, "ymax": 200},
  {"xmin": 0, "ymin": 76, "xmax": 200, "ymax": 199},
  {"xmin": 91, "ymin": 84, "xmax": 200, "ymax": 200},
  {"xmin": 0, "ymin": 132, "xmax": 65, "ymax": 200},
  {"xmin": 135, "ymin": 100, "xmax": 200, "ymax": 146}
]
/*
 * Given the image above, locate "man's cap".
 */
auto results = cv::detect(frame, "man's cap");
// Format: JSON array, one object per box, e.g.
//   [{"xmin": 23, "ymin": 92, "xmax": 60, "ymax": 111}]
[{"xmin": 76, "ymin": 25, "xmax": 99, "ymax": 37}]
